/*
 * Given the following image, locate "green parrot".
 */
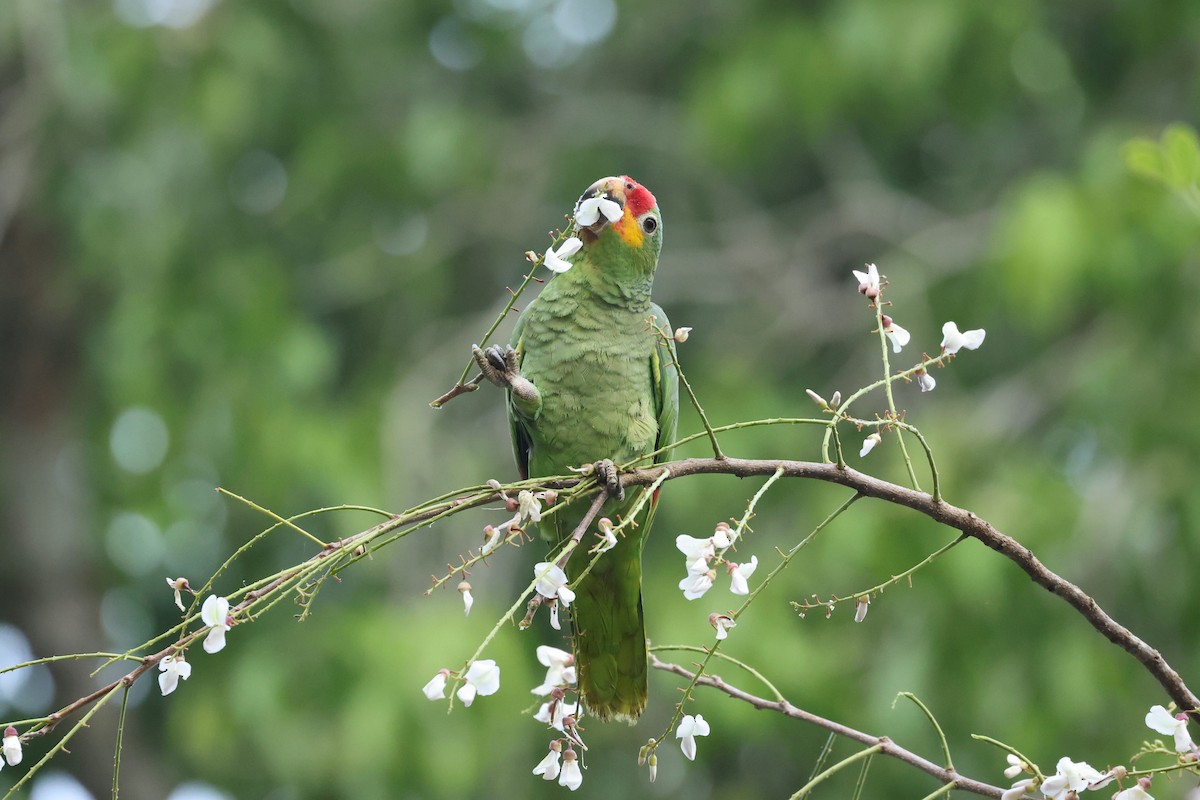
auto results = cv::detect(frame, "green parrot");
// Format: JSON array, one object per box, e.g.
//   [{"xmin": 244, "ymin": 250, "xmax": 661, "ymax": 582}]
[{"xmin": 474, "ymin": 175, "xmax": 678, "ymax": 722}]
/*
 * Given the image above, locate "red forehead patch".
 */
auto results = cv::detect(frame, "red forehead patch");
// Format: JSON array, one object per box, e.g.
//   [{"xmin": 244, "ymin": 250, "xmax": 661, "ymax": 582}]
[{"xmin": 621, "ymin": 176, "xmax": 656, "ymax": 217}]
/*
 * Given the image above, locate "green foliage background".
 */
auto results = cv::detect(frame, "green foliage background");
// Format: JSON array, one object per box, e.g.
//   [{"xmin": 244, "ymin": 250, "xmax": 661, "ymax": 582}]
[{"xmin": 1, "ymin": 0, "xmax": 1199, "ymax": 798}]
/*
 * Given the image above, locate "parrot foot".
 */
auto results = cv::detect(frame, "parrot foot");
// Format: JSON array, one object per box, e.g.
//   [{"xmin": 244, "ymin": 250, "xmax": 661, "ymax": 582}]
[
  {"xmin": 472, "ymin": 344, "xmax": 539, "ymax": 406},
  {"xmin": 594, "ymin": 458, "xmax": 625, "ymax": 502},
  {"xmin": 472, "ymin": 344, "xmax": 519, "ymax": 387}
]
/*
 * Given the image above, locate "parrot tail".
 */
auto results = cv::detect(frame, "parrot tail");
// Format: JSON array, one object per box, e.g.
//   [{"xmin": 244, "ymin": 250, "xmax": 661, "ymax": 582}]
[{"xmin": 570, "ymin": 537, "xmax": 647, "ymax": 723}]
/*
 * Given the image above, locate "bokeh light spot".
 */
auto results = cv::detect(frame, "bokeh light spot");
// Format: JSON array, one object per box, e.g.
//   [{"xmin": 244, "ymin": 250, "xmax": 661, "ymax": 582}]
[{"xmin": 110, "ymin": 407, "xmax": 170, "ymax": 475}]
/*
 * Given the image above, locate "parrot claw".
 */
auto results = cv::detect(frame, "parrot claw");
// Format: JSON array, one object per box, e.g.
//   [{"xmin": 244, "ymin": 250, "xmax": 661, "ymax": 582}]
[
  {"xmin": 472, "ymin": 344, "xmax": 520, "ymax": 388},
  {"xmin": 472, "ymin": 344, "xmax": 541, "ymax": 407},
  {"xmin": 594, "ymin": 459, "xmax": 624, "ymax": 502}
]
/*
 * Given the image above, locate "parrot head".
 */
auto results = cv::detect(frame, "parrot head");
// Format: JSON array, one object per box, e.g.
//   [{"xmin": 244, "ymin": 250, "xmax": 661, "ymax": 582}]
[{"xmin": 573, "ymin": 175, "xmax": 662, "ymax": 273}]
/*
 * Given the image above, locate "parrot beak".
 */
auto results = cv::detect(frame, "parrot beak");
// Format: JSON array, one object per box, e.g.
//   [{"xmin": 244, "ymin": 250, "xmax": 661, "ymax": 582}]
[{"xmin": 574, "ymin": 176, "xmax": 627, "ymax": 237}]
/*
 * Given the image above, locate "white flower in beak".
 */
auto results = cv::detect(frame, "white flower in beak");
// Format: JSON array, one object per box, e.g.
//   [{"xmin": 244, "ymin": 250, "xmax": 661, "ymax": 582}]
[{"xmin": 575, "ymin": 195, "xmax": 623, "ymax": 226}]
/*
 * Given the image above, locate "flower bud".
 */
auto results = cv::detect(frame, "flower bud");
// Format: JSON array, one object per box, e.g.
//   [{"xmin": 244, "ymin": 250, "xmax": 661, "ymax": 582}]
[
  {"xmin": 2, "ymin": 726, "xmax": 20, "ymax": 767},
  {"xmin": 543, "ymin": 489, "xmax": 558, "ymax": 506},
  {"xmin": 648, "ymin": 753, "xmax": 658, "ymax": 782},
  {"xmin": 673, "ymin": 326, "xmax": 692, "ymax": 342},
  {"xmin": 805, "ymin": 389, "xmax": 829, "ymax": 410},
  {"xmin": 829, "ymin": 391, "xmax": 841, "ymax": 410}
]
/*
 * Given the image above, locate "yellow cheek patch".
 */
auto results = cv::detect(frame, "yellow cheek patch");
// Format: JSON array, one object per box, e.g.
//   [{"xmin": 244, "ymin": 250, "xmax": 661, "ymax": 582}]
[{"xmin": 614, "ymin": 205, "xmax": 644, "ymax": 249}]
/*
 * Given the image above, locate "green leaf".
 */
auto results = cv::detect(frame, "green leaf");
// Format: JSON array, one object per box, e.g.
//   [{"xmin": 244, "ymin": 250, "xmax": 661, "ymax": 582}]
[
  {"xmin": 1121, "ymin": 137, "xmax": 1165, "ymax": 183},
  {"xmin": 1161, "ymin": 123, "xmax": 1200, "ymax": 188}
]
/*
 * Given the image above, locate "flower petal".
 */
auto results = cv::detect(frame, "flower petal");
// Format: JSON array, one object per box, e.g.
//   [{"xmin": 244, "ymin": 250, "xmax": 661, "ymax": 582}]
[{"xmin": 202, "ymin": 625, "xmax": 227, "ymax": 654}]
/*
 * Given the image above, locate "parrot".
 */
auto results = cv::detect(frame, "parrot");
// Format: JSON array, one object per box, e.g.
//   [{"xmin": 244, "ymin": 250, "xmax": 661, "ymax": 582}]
[{"xmin": 473, "ymin": 175, "xmax": 679, "ymax": 722}]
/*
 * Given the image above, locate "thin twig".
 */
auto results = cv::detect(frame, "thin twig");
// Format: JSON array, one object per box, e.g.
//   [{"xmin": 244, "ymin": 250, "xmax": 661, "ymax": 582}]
[
  {"xmin": 623, "ymin": 457, "xmax": 1200, "ymax": 713},
  {"xmin": 650, "ymin": 655, "xmax": 1004, "ymax": 799},
  {"xmin": 428, "ymin": 373, "xmax": 484, "ymax": 409}
]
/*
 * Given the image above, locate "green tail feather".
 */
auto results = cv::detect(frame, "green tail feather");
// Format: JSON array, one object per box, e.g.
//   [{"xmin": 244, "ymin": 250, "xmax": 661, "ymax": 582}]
[{"xmin": 569, "ymin": 526, "xmax": 647, "ymax": 723}]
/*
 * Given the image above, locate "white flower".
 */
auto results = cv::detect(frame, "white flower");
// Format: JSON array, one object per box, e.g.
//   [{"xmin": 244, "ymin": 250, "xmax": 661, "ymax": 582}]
[
  {"xmin": 1146, "ymin": 705, "xmax": 1195, "ymax": 752},
  {"xmin": 165, "ymin": 577, "xmax": 189, "ymax": 612},
  {"xmin": 1088, "ymin": 768, "xmax": 1121, "ymax": 790},
  {"xmin": 860, "ymin": 432, "xmax": 882, "ymax": 458},
  {"xmin": 533, "ymin": 741, "xmax": 562, "ymax": 781},
  {"xmin": 593, "ymin": 520, "xmax": 618, "ymax": 554},
  {"xmin": 882, "ymin": 317, "xmax": 910, "ymax": 353},
  {"xmin": 543, "ymin": 237, "xmax": 582, "ymax": 274},
  {"xmin": 1001, "ymin": 778, "xmax": 1038, "ymax": 800},
  {"xmin": 535, "ymin": 699, "xmax": 579, "ymax": 732},
  {"xmin": 456, "ymin": 659, "xmax": 501, "ymax": 707},
  {"xmin": 941, "ymin": 321, "xmax": 986, "ymax": 355},
  {"xmin": 2, "ymin": 727, "xmax": 21, "ymax": 767},
  {"xmin": 711, "ymin": 525, "xmax": 732, "ymax": 550},
  {"xmin": 916, "ymin": 369, "xmax": 936, "ymax": 393},
  {"xmin": 559, "ymin": 749, "xmax": 583, "ymax": 791},
  {"xmin": 422, "ymin": 669, "xmax": 449, "ymax": 700},
  {"xmin": 852, "ymin": 263, "xmax": 881, "ymax": 296},
  {"xmin": 679, "ymin": 570, "xmax": 715, "ymax": 601},
  {"xmin": 1040, "ymin": 757, "xmax": 1103, "ymax": 800},
  {"xmin": 1003, "ymin": 754, "xmax": 1026, "ymax": 780},
  {"xmin": 458, "ymin": 581, "xmax": 474, "ymax": 616},
  {"xmin": 854, "ymin": 596, "xmax": 870, "ymax": 623},
  {"xmin": 1114, "ymin": 783, "xmax": 1154, "ymax": 800},
  {"xmin": 534, "ymin": 562, "xmax": 576, "ymax": 607},
  {"xmin": 676, "ymin": 534, "xmax": 715, "ymax": 573},
  {"xmin": 549, "ymin": 599, "xmax": 562, "ymax": 630},
  {"xmin": 158, "ymin": 654, "xmax": 192, "ymax": 696},
  {"xmin": 674, "ymin": 326, "xmax": 692, "ymax": 342},
  {"xmin": 532, "ymin": 646, "xmax": 576, "ymax": 695},
  {"xmin": 518, "ymin": 490, "xmax": 542, "ymax": 524},
  {"xmin": 200, "ymin": 595, "xmax": 231, "ymax": 654},
  {"xmin": 575, "ymin": 195, "xmax": 623, "ymax": 227},
  {"xmin": 728, "ymin": 556, "xmax": 758, "ymax": 596},
  {"xmin": 480, "ymin": 524, "xmax": 505, "ymax": 555},
  {"xmin": 710, "ymin": 613, "xmax": 736, "ymax": 641},
  {"xmin": 676, "ymin": 714, "xmax": 710, "ymax": 761}
]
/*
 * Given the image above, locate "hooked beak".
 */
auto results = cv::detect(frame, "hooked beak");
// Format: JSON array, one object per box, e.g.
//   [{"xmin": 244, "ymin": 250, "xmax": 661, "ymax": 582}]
[{"xmin": 574, "ymin": 176, "xmax": 627, "ymax": 235}]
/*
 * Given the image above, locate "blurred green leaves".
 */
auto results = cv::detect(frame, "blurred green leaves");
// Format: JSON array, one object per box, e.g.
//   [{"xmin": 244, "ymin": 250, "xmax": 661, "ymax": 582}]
[
  {"xmin": 3, "ymin": 0, "xmax": 1200, "ymax": 798},
  {"xmin": 1124, "ymin": 123, "xmax": 1200, "ymax": 214}
]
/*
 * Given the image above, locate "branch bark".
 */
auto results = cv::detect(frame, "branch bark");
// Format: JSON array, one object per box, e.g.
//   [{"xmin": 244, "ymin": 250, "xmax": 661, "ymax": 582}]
[
  {"xmin": 650, "ymin": 654, "xmax": 1005, "ymax": 798},
  {"xmin": 621, "ymin": 457, "xmax": 1199, "ymax": 714}
]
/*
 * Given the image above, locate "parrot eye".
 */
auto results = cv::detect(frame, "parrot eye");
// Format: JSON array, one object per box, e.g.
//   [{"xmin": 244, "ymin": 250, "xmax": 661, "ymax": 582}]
[{"xmin": 640, "ymin": 215, "xmax": 658, "ymax": 235}]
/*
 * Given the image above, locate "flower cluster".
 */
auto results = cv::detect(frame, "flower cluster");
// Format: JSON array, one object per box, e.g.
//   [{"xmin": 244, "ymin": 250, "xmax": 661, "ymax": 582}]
[
  {"xmin": 997, "ymin": 705, "xmax": 1193, "ymax": 800},
  {"xmin": 156, "ymin": 586, "xmax": 234, "ymax": 697},
  {"xmin": 849, "ymin": 263, "xmax": 986, "ymax": 402},
  {"xmin": 481, "ymin": 489, "xmax": 551, "ymax": 557},
  {"xmin": 676, "ymin": 523, "xmax": 757, "ymax": 602},
  {"xmin": 422, "ymin": 659, "xmax": 502, "ymax": 707},
  {"xmin": 850, "ymin": 264, "xmax": 988, "ymax": 459},
  {"xmin": 534, "ymin": 562, "xmax": 576, "ymax": 630},
  {"xmin": 530, "ymin": 647, "xmax": 585, "ymax": 790}
]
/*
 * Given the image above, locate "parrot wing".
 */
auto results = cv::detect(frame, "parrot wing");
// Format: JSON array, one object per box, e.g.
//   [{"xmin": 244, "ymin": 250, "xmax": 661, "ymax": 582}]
[
  {"xmin": 507, "ymin": 317, "xmax": 533, "ymax": 481},
  {"xmin": 643, "ymin": 302, "xmax": 680, "ymax": 535}
]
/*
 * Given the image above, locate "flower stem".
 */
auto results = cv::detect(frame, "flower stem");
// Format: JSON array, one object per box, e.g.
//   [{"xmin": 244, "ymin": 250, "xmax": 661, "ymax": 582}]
[{"xmin": 788, "ymin": 743, "xmax": 885, "ymax": 799}]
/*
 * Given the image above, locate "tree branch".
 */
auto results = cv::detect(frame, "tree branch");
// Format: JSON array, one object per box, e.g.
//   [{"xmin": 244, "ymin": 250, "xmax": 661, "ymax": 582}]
[
  {"xmin": 621, "ymin": 457, "xmax": 1199, "ymax": 713},
  {"xmin": 649, "ymin": 654, "xmax": 1004, "ymax": 798}
]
